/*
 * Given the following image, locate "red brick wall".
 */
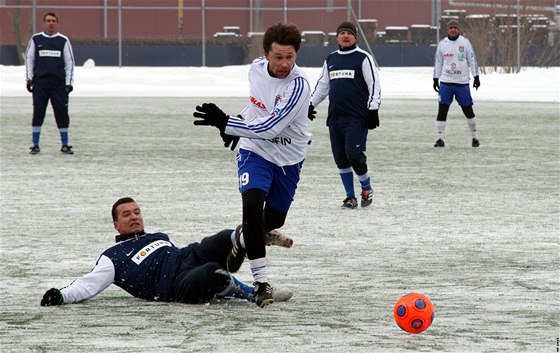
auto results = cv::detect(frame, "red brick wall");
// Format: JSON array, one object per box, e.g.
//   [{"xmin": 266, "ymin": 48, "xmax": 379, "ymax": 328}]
[{"xmin": 1, "ymin": 0, "xmax": 555, "ymax": 45}]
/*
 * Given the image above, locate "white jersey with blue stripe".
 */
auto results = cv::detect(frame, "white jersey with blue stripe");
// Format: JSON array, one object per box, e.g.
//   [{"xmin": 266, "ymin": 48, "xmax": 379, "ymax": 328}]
[{"xmin": 224, "ymin": 57, "xmax": 312, "ymax": 166}]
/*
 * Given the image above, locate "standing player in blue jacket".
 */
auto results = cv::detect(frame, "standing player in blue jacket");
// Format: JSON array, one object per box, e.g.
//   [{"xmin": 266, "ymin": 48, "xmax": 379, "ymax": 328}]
[
  {"xmin": 25, "ymin": 12, "xmax": 75, "ymax": 155},
  {"xmin": 40, "ymin": 197, "xmax": 293, "ymax": 306},
  {"xmin": 309, "ymin": 21, "xmax": 381, "ymax": 209},
  {"xmin": 193, "ymin": 23, "xmax": 311, "ymax": 307}
]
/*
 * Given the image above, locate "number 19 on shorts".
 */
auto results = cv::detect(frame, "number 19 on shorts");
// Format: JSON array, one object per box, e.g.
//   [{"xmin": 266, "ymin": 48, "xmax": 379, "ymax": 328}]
[{"xmin": 239, "ymin": 172, "xmax": 249, "ymax": 188}]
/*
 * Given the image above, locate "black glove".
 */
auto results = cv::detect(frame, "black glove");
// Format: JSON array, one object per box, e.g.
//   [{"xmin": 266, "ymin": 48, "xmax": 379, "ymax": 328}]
[
  {"xmin": 65, "ymin": 85, "xmax": 73, "ymax": 93},
  {"xmin": 433, "ymin": 78, "xmax": 439, "ymax": 92},
  {"xmin": 220, "ymin": 131, "xmax": 239, "ymax": 151},
  {"xmin": 368, "ymin": 110, "xmax": 379, "ymax": 130},
  {"xmin": 40, "ymin": 288, "xmax": 63, "ymax": 306},
  {"xmin": 26, "ymin": 79, "xmax": 34, "ymax": 93},
  {"xmin": 473, "ymin": 76, "xmax": 480, "ymax": 90},
  {"xmin": 307, "ymin": 104, "xmax": 317, "ymax": 121},
  {"xmin": 193, "ymin": 103, "xmax": 229, "ymax": 132}
]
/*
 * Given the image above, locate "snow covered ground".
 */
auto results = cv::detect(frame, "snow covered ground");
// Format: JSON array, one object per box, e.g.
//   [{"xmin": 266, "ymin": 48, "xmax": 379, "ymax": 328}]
[
  {"xmin": 1, "ymin": 64, "xmax": 559, "ymax": 102},
  {"xmin": 0, "ymin": 65, "xmax": 558, "ymax": 352}
]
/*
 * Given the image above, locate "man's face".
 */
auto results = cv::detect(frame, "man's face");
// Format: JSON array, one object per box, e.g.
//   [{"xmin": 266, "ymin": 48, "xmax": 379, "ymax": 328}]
[
  {"xmin": 264, "ymin": 43, "xmax": 297, "ymax": 79},
  {"xmin": 336, "ymin": 31, "xmax": 356, "ymax": 48},
  {"xmin": 44, "ymin": 15, "xmax": 59, "ymax": 35},
  {"xmin": 447, "ymin": 26, "xmax": 460, "ymax": 38},
  {"xmin": 113, "ymin": 202, "xmax": 144, "ymax": 235}
]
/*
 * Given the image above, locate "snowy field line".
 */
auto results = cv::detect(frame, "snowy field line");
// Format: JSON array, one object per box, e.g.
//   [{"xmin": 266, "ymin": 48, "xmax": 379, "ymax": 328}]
[
  {"xmin": 0, "ymin": 97, "xmax": 558, "ymax": 353},
  {"xmin": 1, "ymin": 65, "xmax": 559, "ymax": 102}
]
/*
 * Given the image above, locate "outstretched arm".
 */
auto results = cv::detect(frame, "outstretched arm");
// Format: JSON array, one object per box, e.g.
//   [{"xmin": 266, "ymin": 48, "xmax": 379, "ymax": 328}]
[
  {"xmin": 40, "ymin": 255, "xmax": 115, "ymax": 306},
  {"xmin": 193, "ymin": 103, "xmax": 239, "ymax": 150}
]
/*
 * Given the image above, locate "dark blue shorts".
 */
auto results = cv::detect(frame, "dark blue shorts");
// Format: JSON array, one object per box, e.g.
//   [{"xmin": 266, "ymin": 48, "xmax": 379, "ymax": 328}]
[
  {"xmin": 236, "ymin": 148, "xmax": 303, "ymax": 212},
  {"xmin": 438, "ymin": 83, "xmax": 473, "ymax": 106}
]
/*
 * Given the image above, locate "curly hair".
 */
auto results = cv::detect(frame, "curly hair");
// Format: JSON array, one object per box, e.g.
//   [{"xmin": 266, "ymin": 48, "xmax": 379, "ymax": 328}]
[{"xmin": 263, "ymin": 23, "xmax": 301, "ymax": 53}]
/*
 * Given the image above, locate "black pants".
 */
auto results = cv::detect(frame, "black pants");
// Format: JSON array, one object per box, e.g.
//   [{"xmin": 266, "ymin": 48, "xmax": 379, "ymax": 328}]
[
  {"xmin": 32, "ymin": 75, "xmax": 70, "ymax": 128},
  {"xmin": 329, "ymin": 123, "xmax": 369, "ymax": 176},
  {"xmin": 171, "ymin": 229, "xmax": 233, "ymax": 304}
]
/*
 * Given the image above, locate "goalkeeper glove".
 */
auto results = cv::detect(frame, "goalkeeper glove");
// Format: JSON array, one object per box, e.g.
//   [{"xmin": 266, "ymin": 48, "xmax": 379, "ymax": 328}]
[
  {"xmin": 368, "ymin": 110, "xmax": 379, "ymax": 130},
  {"xmin": 40, "ymin": 288, "xmax": 63, "ymax": 306},
  {"xmin": 473, "ymin": 76, "xmax": 480, "ymax": 90},
  {"xmin": 307, "ymin": 104, "xmax": 317, "ymax": 121},
  {"xmin": 26, "ymin": 79, "xmax": 34, "ymax": 93},
  {"xmin": 193, "ymin": 103, "xmax": 229, "ymax": 132},
  {"xmin": 433, "ymin": 78, "xmax": 439, "ymax": 92},
  {"xmin": 220, "ymin": 131, "xmax": 239, "ymax": 151}
]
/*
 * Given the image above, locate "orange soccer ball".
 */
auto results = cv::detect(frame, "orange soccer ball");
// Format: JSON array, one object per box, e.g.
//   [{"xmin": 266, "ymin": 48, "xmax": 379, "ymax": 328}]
[{"xmin": 393, "ymin": 292, "xmax": 434, "ymax": 334}]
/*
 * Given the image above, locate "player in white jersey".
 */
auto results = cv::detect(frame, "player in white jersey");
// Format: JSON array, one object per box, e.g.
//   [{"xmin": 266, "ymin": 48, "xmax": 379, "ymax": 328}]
[
  {"xmin": 433, "ymin": 19, "xmax": 481, "ymax": 148},
  {"xmin": 193, "ymin": 23, "xmax": 311, "ymax": 307}
]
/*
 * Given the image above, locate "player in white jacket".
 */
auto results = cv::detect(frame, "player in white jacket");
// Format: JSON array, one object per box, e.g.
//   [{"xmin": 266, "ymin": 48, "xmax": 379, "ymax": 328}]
[
  {"xmin": 193, "ymin": 23, "xmax": 311, "ymax": 307},
  {"xmin": 433, "ymin": 19, "xmax": 481, "ymax": 148}
]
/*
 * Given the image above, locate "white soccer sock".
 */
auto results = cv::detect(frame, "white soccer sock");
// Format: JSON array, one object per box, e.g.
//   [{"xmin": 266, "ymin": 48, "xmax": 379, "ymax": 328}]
[
  {"xmin": 467, "ymin": 117, "xmax": 478, "ymax": 139},
  {"xmin": 436, "ymin": 121, "xmax": 446, "ymax": 140},
  {"xmin": 249, "ymin": 257, "xmax": 268, "ymax": 283}
]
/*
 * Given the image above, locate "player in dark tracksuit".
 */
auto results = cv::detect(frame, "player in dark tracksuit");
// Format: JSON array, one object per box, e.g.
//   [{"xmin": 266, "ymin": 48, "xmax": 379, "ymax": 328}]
[
  {"xmin": 40, "ymin": 197, "xmax": 294, "ymax": 306},
  {"xmin": 25, "ymin": 12, "xmax": 75, "ymax": 155},
  {"xmin": 310, "ymin": 22, "xmax": 381, "ymax": 209}
]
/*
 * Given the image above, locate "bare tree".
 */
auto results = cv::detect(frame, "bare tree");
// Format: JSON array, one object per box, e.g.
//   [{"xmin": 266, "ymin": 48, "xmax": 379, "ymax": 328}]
[
  {"xmin": 6, "ymin": 1, "xmax": 34, "ymax": 65},
  {"xmin": 534, "ymin": 41, "xmax": 560, "ymax": 66},
  {"xmin": 8, "ymin": 0, "xmax": 25, "ymax": 65},
  {"xmin": 485, "ymin": 11, "xmax": 547, "ymax": 73},
  {"xmin": 464, "ymin": 15, "xmax": 494, "ymax": 74}
]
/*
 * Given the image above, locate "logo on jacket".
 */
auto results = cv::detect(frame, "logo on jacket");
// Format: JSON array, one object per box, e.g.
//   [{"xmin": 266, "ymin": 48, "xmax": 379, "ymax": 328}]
[
  {"xmin": 250, "ymin": 96, "xmax": 267, "ymax": 110},
  {"xmin": 131, "ymin": 240, "xmax": 172, "ymax": 265},
  {"xmin": 39, "ymin": 50, "xmax": 61, "ymax": 57},
  {"xmin": 458, "ymin": 46, "xmax": 466, "ymax": 61},
  {"xmin": 330, "ymin": 70, "xmax": 355, "ymax": 80}
]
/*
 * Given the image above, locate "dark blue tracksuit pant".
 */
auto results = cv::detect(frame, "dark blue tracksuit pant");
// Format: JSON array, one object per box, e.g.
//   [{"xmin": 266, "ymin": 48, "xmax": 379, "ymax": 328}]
[
  {"xmin": 172, "ymin": 229, "xmax": 234, "ymax": 303},
  {"xmin": 32, "ymin": 75, "xmax": 70, "ymax": 128}
]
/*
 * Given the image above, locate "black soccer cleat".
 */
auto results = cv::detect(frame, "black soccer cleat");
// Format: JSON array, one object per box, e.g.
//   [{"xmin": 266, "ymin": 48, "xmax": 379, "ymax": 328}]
[
  {"xmin": 361, "ymin": 188, "xmax": 373, "ymax": 208},
  {"xmin": 29, "ymin": 145, "xmax": 40, "ymax": 154},
  {"xmin": 253, "ymin": 281, "xmax": 274, "ymax": 308},
  {"xmin": 472, "ymin": 138, "xmax": 480, "ymax": 147},
  {"xmin": 341, "ymin": 197, "xmax": 358, "ymax": 209},
  {"xmin": 212, "ymin": 269, "xmax": 232, "ymax": 295},
  {"xmin": 434, "ymin": 139, "xmax": 445, "ymax": 147},
  {"xmin": 60, "ymin": 145, "xmax": 74, "ymax": 154},
  {"xmin": 227, "ymin": 225, "xmax": 246, "ymax": 273}
]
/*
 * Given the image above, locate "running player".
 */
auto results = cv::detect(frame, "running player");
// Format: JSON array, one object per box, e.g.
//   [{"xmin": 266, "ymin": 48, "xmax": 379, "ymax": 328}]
[{"xmin": 193, "ymin": 23, "xmax": 311, "ymax": 307}]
